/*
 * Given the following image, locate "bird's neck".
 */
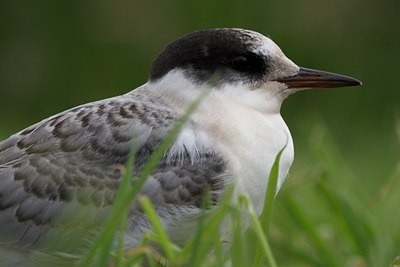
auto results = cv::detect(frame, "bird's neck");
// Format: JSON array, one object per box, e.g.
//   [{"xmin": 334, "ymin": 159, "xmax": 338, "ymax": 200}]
[{"xmin": 145, "ymin": 70, "xmax": 287, "ymax": 115}]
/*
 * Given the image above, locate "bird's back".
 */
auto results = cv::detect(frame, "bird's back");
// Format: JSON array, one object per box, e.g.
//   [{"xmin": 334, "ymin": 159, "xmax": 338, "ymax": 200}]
[{"xmin": 0, "ymin": 85, "xmax": 227, "ymax": 257}]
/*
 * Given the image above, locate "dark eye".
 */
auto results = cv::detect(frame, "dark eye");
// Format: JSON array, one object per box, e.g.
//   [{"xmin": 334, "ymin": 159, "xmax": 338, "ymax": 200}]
[{"xmin": 230, "ymin": 56, "xmax": 251, "ymax": 72}]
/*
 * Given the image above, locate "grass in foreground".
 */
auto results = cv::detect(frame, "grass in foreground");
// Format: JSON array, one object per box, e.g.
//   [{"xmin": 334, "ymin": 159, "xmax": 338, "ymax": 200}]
[
  {"xmin": 76, "ymin": 72, "xmax": 283, "ymax": 267},
  {"xmin": 9, "ymin": 85, "xmax": 397, "ymax": 266},
  {"xmin": 77, "ymin": 147, "xmax": 283, "ymax": 267},
  {"xmin": 77, "ymin": 121, "xmax": 400, "ymax": 267},
  {"xmin": 269, "ymin": 123, "xmax": 400, "ymax": 267}
]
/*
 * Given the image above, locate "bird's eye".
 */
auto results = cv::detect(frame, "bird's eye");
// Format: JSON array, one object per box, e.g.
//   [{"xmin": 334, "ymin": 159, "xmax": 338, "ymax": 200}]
[{"xmin": 230, "ymin": 56, "xmax": 251, "ymax": 72}]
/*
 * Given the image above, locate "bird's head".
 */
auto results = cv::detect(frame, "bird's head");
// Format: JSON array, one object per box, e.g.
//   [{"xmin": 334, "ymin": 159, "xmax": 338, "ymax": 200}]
[{"xmin": 148, "ymin": 28, "xmax": 361, "ymax": 110}]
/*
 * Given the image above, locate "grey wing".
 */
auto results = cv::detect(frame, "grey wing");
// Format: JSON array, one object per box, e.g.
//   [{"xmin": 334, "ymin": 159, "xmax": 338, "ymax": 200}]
[
  {"xmin": 127, "ymin": 151, "xmax": 228, "ymax": 246},
  {"xmin": 0, "ymin": 90, "xmax": 228, "ymax": 251}
]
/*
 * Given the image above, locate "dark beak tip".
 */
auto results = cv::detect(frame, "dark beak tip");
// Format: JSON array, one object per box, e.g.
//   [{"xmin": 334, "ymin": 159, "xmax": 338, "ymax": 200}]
[
  {"xmin": 278, "ymin": 67, "xmax": 363, "ymax": 89},
  {"xmin": 349, "ymin": 78, "xmax": 362, "ymax": 87}
]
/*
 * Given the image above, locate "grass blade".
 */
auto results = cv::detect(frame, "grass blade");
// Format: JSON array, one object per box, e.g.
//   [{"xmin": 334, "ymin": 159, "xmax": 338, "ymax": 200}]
[
  {"xmin": 81, "ymin": 141, "xmax": 137, "ymax": 267},
  {"xmin": 260, "ymin": 145, "xmax": 286, "ymax": 233},
  {"xmin": 138, "ymin": 196, "xmax": 175, "ymax": 259},
  {"xmin": 240, "ymin": 195, "xmax": 278, "ymax": 267},
  {"xmin": 78, "ymin": 72, "xmax": 218, "ymax": 267},
  {"xmin": 251, "ymin": 146, "xmax": 285, "ymax": 265},
  {"xmin": 186, "ymin": 186, "xmax": 234, "ymax": 267},
  {"xmin": 284, "ymin": 195, "xmax": 342, "ymax": 267},
  {"xmin": 388, "ymin": 256, "xmax": 400, "ymax": 267}
]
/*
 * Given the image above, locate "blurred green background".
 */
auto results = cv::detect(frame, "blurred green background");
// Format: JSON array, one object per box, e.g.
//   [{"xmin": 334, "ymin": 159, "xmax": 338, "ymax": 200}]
[{"xmin": 0, "ymin": 0, "xmax": 399, "ymax": 266}]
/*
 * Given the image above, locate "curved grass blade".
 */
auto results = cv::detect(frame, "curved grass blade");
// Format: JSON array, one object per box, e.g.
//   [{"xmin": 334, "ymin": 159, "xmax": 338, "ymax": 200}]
[
  {"xmin": 138, "ymin": 196, "xmax": 176, "ymax": 259},
  {"xmin": 260, "ymin": 145, "xmax": 286, "ymax": 233},
  {"xmin": 78, "ymin": 72, "xmax": 219, "ymax": 267},
  {"xmin": 252, "ymin": 146, "xmax": 285, "ymax": 265},
  {"xmin": 240, "ymin": 194, "xmax": 278, "ymax": 267}
]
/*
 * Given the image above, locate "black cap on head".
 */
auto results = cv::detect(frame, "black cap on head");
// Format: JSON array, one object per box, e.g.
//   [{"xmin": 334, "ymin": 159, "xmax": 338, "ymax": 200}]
[{"xmin": 149, "ymin": 29, "xmax": 270, "ymax": 85}]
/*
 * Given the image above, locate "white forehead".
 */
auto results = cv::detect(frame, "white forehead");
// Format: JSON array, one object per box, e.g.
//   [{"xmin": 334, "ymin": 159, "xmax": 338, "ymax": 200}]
[
  {"xmin": 230, "ymin": 28, "xmax": 284, "ymax": 58},
  {"xmin": 226, "ymin": 28, "xmax": 299, "ymax": 80}
]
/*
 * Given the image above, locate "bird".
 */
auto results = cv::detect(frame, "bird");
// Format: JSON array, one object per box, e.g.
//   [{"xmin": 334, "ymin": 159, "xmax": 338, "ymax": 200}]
[{"xmin": 0, "ymin": 28, "xmax": 361, "ymax": 265}]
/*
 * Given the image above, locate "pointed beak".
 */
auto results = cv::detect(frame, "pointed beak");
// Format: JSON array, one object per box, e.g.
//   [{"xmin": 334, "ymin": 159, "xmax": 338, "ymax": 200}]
[{"xmin": 276, "ymin": 67, "xmax": 362, "ymax": 89}]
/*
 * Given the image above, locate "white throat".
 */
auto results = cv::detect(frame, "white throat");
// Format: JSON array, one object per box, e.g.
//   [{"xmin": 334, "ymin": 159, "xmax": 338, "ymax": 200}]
[
  {"xmin": 146, "ymin": 70, "xmax": 294, "ymax": 214},
  {"xmin": 147, "ymin": 70, "xmax": 289, "ymax": 113}
]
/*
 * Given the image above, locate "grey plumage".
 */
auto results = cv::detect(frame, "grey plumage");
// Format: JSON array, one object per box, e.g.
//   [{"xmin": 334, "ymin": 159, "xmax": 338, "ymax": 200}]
[{"xmin": 0, "ymin": 86, "xmax": 227, "ymax": 257}]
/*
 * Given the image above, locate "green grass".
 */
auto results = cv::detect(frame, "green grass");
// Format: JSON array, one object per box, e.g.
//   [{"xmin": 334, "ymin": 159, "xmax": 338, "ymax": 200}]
[
  {"xmin": 74, "ymin": 119, "xmax": 400, "ymax": 267},
  {"xmin": 1, "ymin": 117, "xmax": 399, "ymax": 267},
  {"xmin": 1, "ymin": 121, "xmax": 399, "ymax": 267},
  {"xmin": 45, "ymin": 115, "xmax": 396, "ymax": 267},
  {"xmin": 3, "ymin": 85, "xmax": 399, "ymax": 266},
  {"xmin": 74, "ymin": 73, "xmax": 284, "ymax": 267},
  {"xmin": 269, "ymin": 123, "xmax": 400, "ymax": 267},
  {"xmin": 77, "ymin": 73, "xmax": 217, "ymax": 267},
  {"xmin": 78, "ymin": 151, "xmax": 283, "ymax": 267}
]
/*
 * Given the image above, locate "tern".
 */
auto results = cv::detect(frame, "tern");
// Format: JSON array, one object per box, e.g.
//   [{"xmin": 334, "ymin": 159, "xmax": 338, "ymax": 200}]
[{"xmin": 0, "ymin": 28, "xmax": 361, "ymax": 264}]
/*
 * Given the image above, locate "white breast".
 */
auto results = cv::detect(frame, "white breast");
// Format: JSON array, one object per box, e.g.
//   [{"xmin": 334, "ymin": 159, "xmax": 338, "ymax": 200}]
[
  {"xmin": 193, "ymin": 89, "xmax": 294, "ymax": 215},
  {"xmin": 147, "ymin": 74, "xmax": 295, "ymax": 215}
]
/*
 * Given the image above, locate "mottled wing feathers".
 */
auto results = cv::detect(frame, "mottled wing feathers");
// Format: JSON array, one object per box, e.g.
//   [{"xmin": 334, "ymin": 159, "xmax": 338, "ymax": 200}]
[{"xmin": 0, "ymin": 87, "xmax": 227, "ymax": 249}]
